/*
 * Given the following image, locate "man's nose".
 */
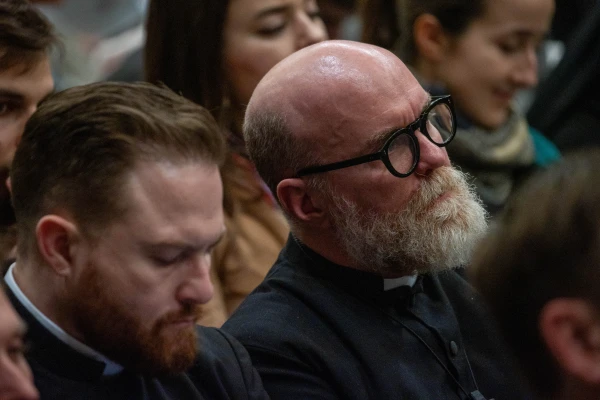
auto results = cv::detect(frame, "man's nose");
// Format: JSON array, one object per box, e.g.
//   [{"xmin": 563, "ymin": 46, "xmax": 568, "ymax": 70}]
[
  {"xmin": 176, "ymin": 254, "xmax": 214, "ymax": 306},
  {"xmin": 412, "ymin": 130, "xmax": 451, "ymax": 176}
]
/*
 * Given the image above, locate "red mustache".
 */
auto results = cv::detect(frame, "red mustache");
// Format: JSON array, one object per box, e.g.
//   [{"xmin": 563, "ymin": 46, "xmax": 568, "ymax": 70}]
[{"xmin": 157, "ymin": 304, "xmax": 203, "ymax": 326}]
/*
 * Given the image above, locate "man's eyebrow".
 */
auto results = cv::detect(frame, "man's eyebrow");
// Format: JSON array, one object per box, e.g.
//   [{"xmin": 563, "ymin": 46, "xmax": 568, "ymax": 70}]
[
  {"xmin": 365, "ymin": 95, "xmax": 432, "ymax": 151},
  {"xmin": 0, "ymin": 89, "xmax": 24, "ymax": 101}
]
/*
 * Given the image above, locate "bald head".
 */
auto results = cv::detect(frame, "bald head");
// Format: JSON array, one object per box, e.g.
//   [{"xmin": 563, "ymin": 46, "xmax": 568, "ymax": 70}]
[
  {"xmin": 247, "ymin": 40, "xmax": 418, "ymax": 136},
  {"xmin": 244, "ymin": 40, "xmax": 424, "ymax": 194}
]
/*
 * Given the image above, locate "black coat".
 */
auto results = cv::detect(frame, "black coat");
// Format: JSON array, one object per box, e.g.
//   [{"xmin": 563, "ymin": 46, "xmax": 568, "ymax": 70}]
[
  {"xmin": 223, "ymin": 236, "xmax": 531, "ymax": 400},
  {"xmin": 6, "ymin": 286, "xmax": 270, "ymax": 400}
]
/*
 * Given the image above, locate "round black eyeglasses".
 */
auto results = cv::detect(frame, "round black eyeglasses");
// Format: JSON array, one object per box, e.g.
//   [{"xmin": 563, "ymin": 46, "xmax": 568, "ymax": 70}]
[{"xmin": 296, "ymin": 95, "xmax": 456, "ymax": 178}]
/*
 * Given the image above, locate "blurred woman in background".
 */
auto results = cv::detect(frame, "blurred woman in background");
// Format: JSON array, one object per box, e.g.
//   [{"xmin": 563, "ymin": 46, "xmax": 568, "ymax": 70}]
[
  {"xmin": 145, "ymin": 0, "xmax": 327, "ymax": 326},
  {"xmin": 363, "ymin": 0, "xmax": 560, "ymax": 215}
]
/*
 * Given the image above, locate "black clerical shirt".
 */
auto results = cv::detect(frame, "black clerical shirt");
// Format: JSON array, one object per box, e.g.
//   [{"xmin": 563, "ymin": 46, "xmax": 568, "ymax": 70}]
[
  {"xmin": 223, "ymin": 235, "xmax": 531, "ymax": 400},
  {"xmin": 4, "ymin": 285, "xmax": 270, "ymax": 400}
]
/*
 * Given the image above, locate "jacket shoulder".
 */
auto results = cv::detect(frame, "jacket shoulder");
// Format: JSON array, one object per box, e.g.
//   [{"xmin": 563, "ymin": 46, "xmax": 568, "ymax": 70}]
[{"xmin": 189, "ymin": 327, "xmax": 270, "ymax": 400}]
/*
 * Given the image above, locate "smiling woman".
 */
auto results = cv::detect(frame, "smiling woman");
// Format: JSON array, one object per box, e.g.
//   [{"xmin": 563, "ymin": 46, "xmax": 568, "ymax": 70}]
[
  {"xmin": 362, "ymin": 0, "xmax": 561, "ymax": 215},
  {"xmin": 145, "ymin": 0, "xmax": 327, "ymax": 327}
]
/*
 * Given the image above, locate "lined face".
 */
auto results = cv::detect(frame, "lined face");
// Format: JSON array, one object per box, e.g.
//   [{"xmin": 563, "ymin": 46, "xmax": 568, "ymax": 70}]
[
  {"xmin": 432, "ymin": 0, "xmax": 554, "ymax": 129},
  {"xmin": 67, "ymin": 161, "xmax": 225, "ymax": 374},
  {"xmin": 0, "ymin": 290, "xmax": 38, "ymax": 400},
  {"xmin": 223, "ymin": 0, "xmax": 327, "ymax": 106},
  {"xmin": 299, "ymin": 50, "xmax": 487, "ymax": 274}
]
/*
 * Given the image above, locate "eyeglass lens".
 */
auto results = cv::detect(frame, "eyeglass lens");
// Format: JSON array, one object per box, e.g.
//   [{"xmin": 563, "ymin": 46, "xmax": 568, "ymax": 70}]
[
  {"xmin": 387, "ymin": 102, "xmax": 454, "ymax": 175},
  {"xmin": 426, "ymin": 102, "xmax": 454, "ymax": 144}
]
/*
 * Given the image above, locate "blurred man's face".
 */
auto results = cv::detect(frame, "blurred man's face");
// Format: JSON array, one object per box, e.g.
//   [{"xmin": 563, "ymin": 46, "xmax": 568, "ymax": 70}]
[
  {"xmin": 0, "ymin": 290, "xmax": 38, "ymax": 400},
  {"xmin": 0, "ymin": 57, "xmax": 53, "ymax": 225},
  {"xmin": 66, "ymin": 160, "xmax": 224, "ymax": 375}
]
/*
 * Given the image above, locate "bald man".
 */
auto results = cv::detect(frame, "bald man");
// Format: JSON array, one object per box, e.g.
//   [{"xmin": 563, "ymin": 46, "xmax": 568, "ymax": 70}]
[{"xmin": 223, "ymin": 41, "xmax": 529, "ymax": 399}]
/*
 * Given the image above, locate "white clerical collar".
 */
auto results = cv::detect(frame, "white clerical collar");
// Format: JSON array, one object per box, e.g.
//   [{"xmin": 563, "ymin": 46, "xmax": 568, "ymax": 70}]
[
  {"xmin": 383, "ymin": 274, "xmax": 418, "ymax": 291},
  {"xmin": 5, "ymin": 263, "xmax": 124, "ymax": 375}
]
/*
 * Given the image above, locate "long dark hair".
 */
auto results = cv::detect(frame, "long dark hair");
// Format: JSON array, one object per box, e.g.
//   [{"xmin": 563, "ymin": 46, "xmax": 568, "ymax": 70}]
[
  {"xmin": 361, "ymin": 0, "xmax": 486, "ymax": 63},
  {"xmin": 145, "ymin": 0, "xmax": 230, "ymax": 125},
  {"xmin": 397, "ymin": 0, "xmax": 485, "ymax": 63}
]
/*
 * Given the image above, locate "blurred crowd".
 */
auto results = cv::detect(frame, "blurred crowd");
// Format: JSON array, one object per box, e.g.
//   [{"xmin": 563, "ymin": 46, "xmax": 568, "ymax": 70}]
[{"xmin": 1, "ymin": 0, "xmax": 600, "ymax": 399}]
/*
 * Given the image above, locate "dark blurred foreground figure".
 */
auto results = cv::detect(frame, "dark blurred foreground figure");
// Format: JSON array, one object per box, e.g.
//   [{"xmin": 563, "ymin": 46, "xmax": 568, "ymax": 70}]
[
  {"xmin": 4, "ymin": 82, "xmax": 268, "ymax": 400},
  {"xmin": 0, "ymin": 0, "xmax": 55, "ymax": 268},
  {"xmin": 472, "ymin": 150, "xmax": 600, "ymax": 400},
  {"xmin": 223, "ymin": 40, "xmax": 530, "ymax": 400}
]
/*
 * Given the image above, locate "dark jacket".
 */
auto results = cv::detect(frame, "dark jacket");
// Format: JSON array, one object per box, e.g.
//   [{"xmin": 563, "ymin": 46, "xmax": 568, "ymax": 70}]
[
  {"xmin": 223, "ymin": 236, "xmax": 531, "ymax": 400},
  {"xmin": 6, "ymin": 286, "xmax": 270, "ymax": 400}
]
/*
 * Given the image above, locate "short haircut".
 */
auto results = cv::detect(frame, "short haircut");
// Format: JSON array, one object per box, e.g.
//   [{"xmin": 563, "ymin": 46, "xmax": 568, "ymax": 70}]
[
  {"xmin": 243, "ymin": 110, "xmax": 322, "ymax": 198},
  {"xmin": 11, "ymin": 81, "xmax": 226, "ymax": 260},
  {"xmin": 470, "ymin": 150, "xmax": 600, "ymax": 398},
  {"xmin": 0, "ymin": 0, "xmax": 57, "ymax": 71}
]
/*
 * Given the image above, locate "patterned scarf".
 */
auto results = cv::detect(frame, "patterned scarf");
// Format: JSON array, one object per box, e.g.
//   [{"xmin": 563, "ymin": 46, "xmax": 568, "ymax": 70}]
[{"xmin": 447, "ymin": 109, "xmax": 535, "ymax": 212}]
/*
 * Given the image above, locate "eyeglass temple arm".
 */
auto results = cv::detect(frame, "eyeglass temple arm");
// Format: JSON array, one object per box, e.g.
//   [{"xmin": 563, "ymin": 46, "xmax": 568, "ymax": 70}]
[{"xmin": 297, "ymin": 152, "xmax": 382, "ymax": 176}]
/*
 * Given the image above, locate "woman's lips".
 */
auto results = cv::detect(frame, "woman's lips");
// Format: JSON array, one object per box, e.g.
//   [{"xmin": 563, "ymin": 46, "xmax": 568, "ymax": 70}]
[{"xmin": 493, "ymin": 89, "xmax": 515, "ymax": 104}]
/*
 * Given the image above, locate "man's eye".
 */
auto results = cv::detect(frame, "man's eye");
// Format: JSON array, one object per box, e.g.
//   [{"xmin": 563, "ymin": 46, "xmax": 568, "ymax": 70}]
[
  {"xmin": 152, "ymin": 250, "xmax": 189, "ymax": 267},
  {"xmin": 153, "ymin": 256, "xmax": 179, "ymax": 266},
  {"xmin": 0, "ymin": 102, "xmax": 11, "ymax": 116}
]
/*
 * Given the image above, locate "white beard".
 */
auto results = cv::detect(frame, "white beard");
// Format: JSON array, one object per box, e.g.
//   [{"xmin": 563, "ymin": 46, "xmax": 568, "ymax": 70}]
[{"xmin": 327, "ymin": 166, "xmax": 488, "ymax": 276}]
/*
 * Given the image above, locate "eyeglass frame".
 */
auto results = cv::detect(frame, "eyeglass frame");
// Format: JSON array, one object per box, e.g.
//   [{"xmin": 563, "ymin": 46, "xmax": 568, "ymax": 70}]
[{"xmin": 296, "ymin": 95, "xmax": 456, "ymax": 178}]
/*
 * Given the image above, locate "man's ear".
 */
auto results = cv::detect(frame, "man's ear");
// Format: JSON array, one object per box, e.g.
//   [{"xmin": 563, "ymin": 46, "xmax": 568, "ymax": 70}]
[
  {"xmin": 35, "ymin": 215, "xmax": 82, "ymax": 277},
  {"xmin": 277, "ymin": 178, "xmax": 326, "ymax": 223},
  {"xmin": 540, "ymin": 298, "xmax": 600, "ymax": 384},
  {"xmin": 413, "ymin": 13, "xmax": 448, "ymax": 63}
]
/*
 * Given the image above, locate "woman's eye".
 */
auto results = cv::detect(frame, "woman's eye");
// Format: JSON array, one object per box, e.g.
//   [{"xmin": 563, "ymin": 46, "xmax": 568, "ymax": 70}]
[
  {"xmin": 499, "ymin": 43, "xmax": 518, "ymax": 54},
  {"xmin": 257, "ymin": 23, "xmax": 286, "ymax": 36},
  {"xmin": 497, "ymin": 37, "xmax": 527, "ymax": 55}
]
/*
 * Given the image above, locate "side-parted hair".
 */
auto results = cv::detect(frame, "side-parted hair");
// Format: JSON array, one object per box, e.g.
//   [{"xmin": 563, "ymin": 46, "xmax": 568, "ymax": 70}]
[
  {"xmin": 0, "ymin": 0, "xmax": 57, "ymax": 71},
  {"xmin": 396, "ymin": 0, "xmax": 485, "ymax": 63},
  {"xmin": 470, "ymin": 150, "xmax": 600, "ymax": 398},
  {"xmin": 361, "ymin": 0, "xmax": 485, "ymax": 63},
  {"xmin": 144, "ymin": 0, "xmax": 230, "ymax": 125},
  {"xmin": 11, "ymin": 81, "xmax": 226, "ymax": 260}
]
